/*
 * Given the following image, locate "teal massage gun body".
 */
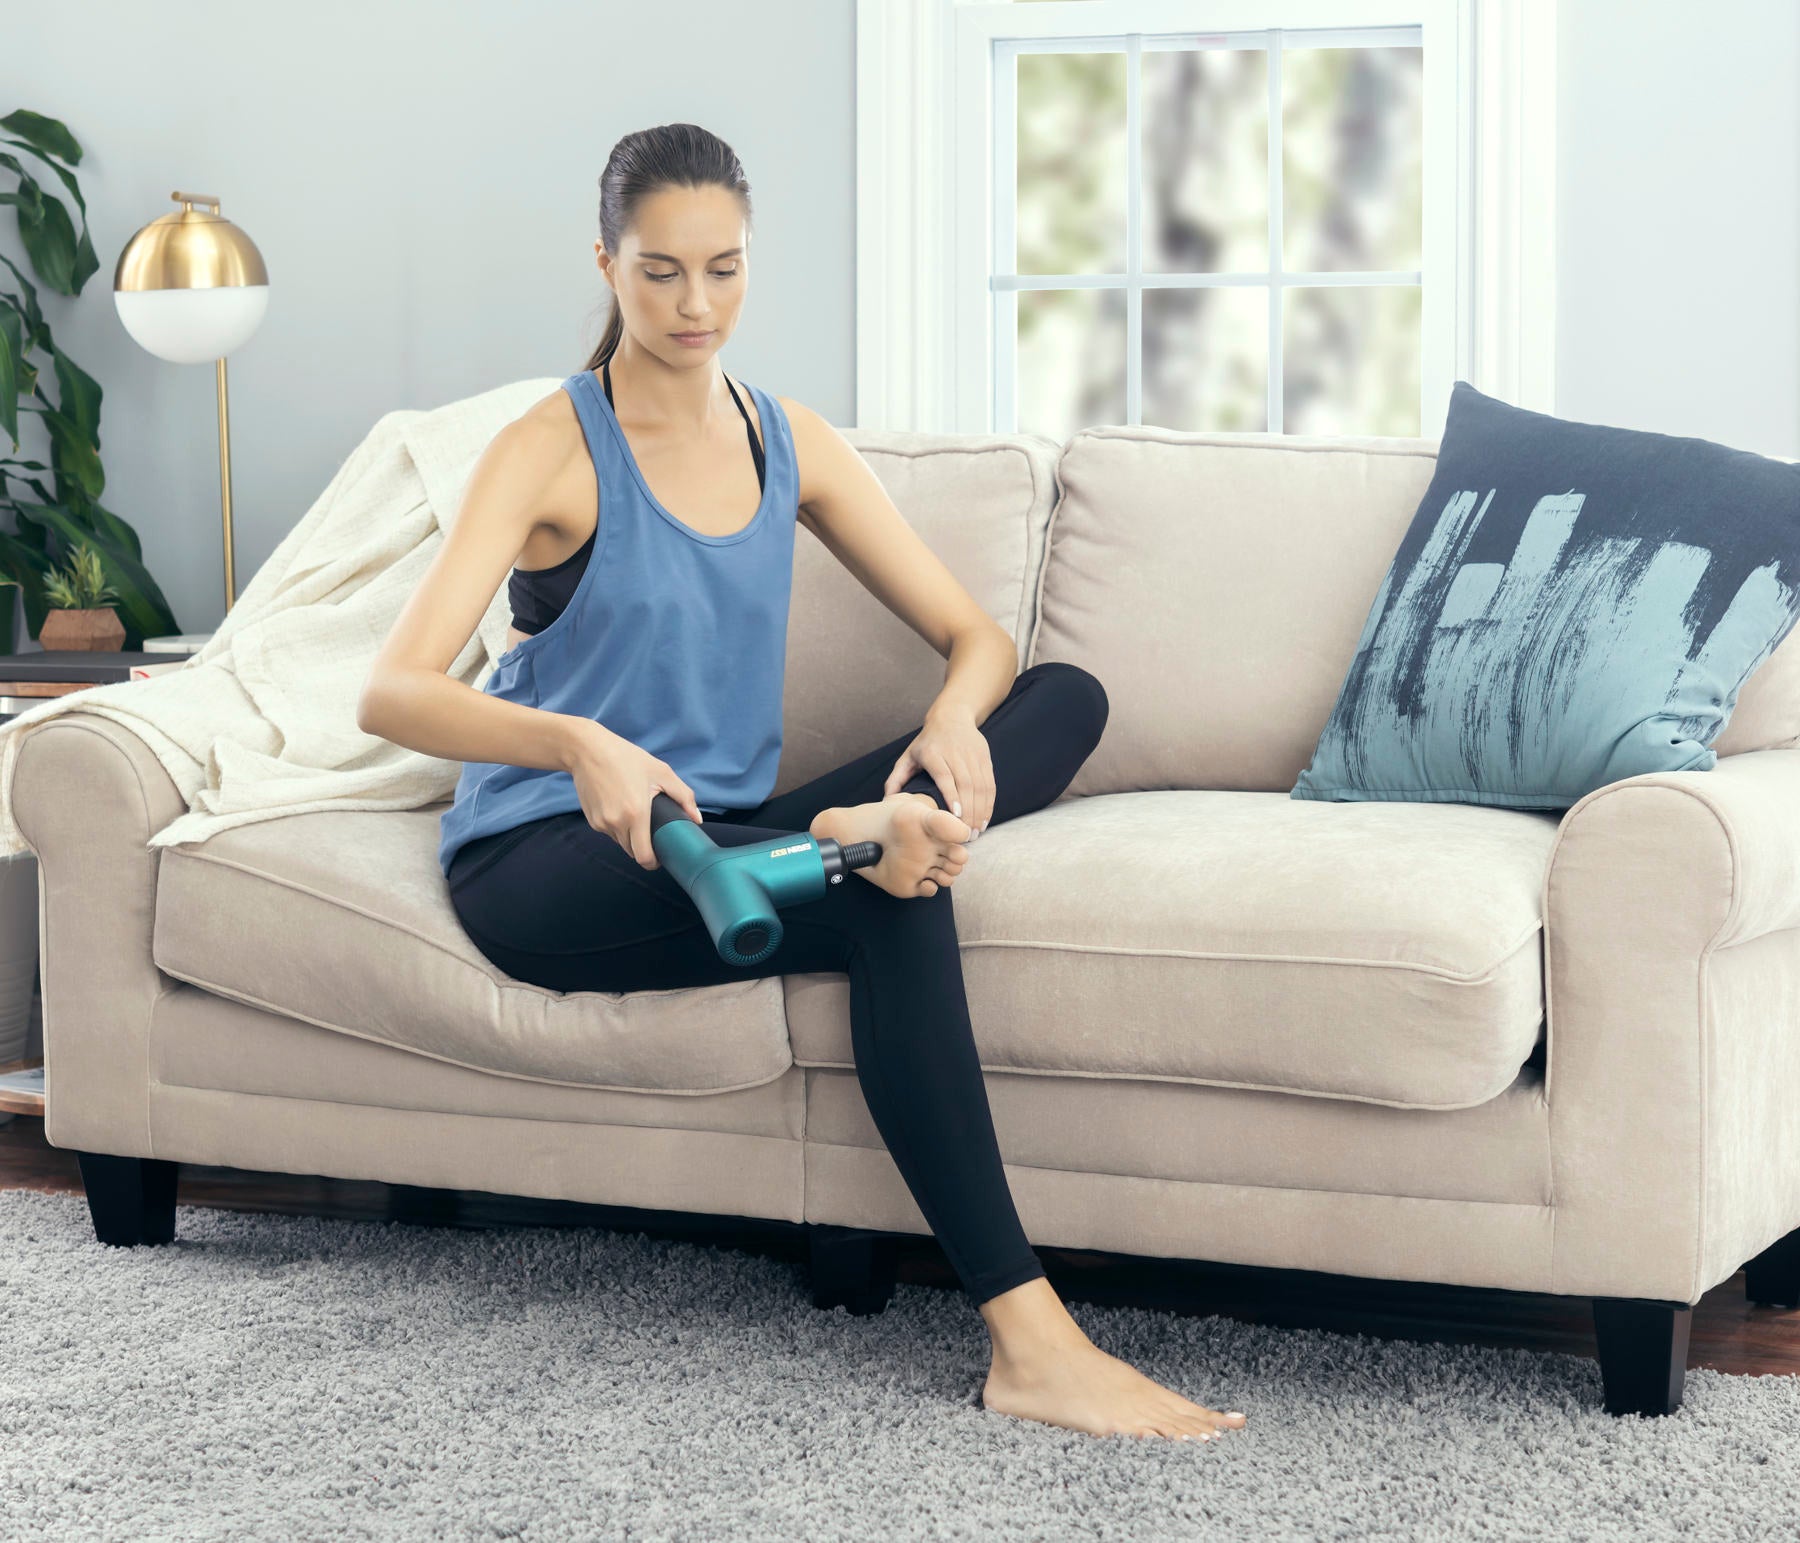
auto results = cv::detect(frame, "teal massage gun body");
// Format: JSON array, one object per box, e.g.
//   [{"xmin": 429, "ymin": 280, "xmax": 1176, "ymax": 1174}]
[{"xmin": 647, "ymin": 792, "xmax": 884, "ymax": 966}]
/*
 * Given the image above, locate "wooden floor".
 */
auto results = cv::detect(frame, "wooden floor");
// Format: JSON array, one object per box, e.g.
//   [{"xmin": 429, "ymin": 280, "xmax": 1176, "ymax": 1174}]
[{"xmin": 4, "ymin": 1112, "xmax": 1796, "ymax": 1380}]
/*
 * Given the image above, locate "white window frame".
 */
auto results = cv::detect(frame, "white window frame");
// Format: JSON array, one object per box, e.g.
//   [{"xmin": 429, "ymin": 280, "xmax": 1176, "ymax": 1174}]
[{"xmin": 854, "ymin": 0, "xmax": 1557, "ymax": 439}]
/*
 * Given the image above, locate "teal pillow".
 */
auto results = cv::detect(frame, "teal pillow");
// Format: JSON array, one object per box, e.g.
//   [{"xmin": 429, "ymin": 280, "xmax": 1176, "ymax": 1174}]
[{"xmin": 1292, "ymin": 381, "xmax": 1800, "ymax": 810}]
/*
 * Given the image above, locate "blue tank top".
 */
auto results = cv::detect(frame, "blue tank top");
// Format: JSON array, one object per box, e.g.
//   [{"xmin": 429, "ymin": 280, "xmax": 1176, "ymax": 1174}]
[
  {"xmin": 506, "ymin": 360, "xmax": 765, "ymax": 635},
  {"xmin": 437, "ymin": 367, "xmax": 799, "ymax": 878}
]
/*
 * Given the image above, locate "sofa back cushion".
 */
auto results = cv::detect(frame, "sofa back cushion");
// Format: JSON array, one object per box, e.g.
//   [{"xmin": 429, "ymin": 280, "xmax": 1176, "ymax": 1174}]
[
  {"xmin": 773, "ymin": 429, "xmax": 1061, "ymax": 794},
  {"xmin": 1029, "ymin": 427, "xmax": 1439, "ymax": 796},
  {"xmin": 1028, "ymin": 426, "xmax": 1800, "ymax": 797}
]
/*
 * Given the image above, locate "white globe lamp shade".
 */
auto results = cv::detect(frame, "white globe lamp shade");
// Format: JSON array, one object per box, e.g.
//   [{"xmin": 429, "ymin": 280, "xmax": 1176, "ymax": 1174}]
[{"xmin": 115, "ymin": 283, "xmax": 268, "ymax": 362}]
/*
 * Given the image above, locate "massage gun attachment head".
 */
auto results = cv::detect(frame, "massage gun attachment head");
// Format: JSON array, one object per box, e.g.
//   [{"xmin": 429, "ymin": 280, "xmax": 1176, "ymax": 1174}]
[{"xmin": 817, "ymin": 838, "xmax": 883, "ymax": 884}]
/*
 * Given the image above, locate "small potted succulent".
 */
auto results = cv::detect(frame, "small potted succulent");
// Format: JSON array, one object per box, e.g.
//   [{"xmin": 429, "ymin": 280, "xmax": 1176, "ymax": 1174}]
[{"xmin": 37, "ymin": 540, "xmax": 124, "ymax": 651}]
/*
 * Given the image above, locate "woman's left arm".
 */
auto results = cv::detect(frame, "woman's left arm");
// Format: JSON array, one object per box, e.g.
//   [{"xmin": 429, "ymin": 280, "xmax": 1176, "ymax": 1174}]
[{"xmin": 781, "ymin": 397, "xmax": 1015, "ymax": 833}]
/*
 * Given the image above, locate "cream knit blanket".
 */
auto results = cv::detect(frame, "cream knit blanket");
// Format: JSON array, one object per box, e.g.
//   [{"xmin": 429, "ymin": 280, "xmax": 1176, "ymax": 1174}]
[{"xmin": 0, "ymin": 374, "xmax": 564, "ymax": 859}]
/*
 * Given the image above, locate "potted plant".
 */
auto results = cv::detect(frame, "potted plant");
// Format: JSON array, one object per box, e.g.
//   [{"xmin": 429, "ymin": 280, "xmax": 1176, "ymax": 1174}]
[
  {"xmin": 0, "ymin": 107, "xmax": 181, "ymax": 651},
  {"xmin": 37, "ymin": 539, "xmax": 122, "ymax": 650}
]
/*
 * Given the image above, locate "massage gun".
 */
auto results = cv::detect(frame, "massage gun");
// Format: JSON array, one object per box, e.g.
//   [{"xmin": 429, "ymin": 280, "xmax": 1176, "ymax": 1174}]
[{"xmin": 647, "ymin": 792, "xmax": 884, "ymax": 966}]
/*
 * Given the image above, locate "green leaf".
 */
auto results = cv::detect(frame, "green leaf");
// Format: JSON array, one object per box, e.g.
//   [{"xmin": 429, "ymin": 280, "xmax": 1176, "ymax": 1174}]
[
  {"xmin": 40, "ymin": 407, "xmax": 102, "ymax": 499},
  {"xmin": 84, "ymin": 497, "xmax": 143, "ymax": 564},
  {"xmin": 0, "ymin": 583, "xmax": 19, "ymax": 654},
  {"xmin": 8, "ymin": 470, "xmax": 58, "ymax": 515},
  {"xmin": 0, "ymin": 527, "xmax": 58, "ymax": 636},
  {"xmin": 18, "ymin": 184, "xmax": 80, "ymax": 296},
  {"xmin": 0, "ymin": 111, "xmax": 82, "ymax": 168},
  {"xmin": 0, "ymin": 306, "xmax": 16, "ymax": 450},
  {"xmin": 1, "ymin": 498, "xmax": 48, "ymax": 559},
  {"xmin": 49, "ymin": 348, "xmax": 100, "ymax": 446},
  {"xmin": 0, "ymin": 156, "xmax": 78, "ymax": 295},
  {"xmin": 0, "ymin": 142, "xmax": 97, "ymax": 292},
  {"xmin": 1, "ymin": 137, "xmax": 88, "ymax": 219},
  {"xmin": 0, "ymin": 251, "xmax": 46, "ymax": 340}
]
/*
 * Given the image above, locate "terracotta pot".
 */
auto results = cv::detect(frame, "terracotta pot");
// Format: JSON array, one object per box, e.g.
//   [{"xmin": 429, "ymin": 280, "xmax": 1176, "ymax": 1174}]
[{"xmin": 38, "ymin": 606, "xmax": 126, "ymax": 651}]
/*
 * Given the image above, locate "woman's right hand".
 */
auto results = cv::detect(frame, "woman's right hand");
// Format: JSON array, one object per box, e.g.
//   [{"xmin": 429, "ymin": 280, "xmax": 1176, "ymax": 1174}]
[{"xmin": 563, "ymin": 719, "xmax": 705, "ymax": 871}]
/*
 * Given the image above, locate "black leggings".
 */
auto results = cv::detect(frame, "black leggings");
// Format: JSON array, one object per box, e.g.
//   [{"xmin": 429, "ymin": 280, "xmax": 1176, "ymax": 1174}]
[{"xmin": 446, "ymin": 660, "xmax": 1109, "ymax": 1307}]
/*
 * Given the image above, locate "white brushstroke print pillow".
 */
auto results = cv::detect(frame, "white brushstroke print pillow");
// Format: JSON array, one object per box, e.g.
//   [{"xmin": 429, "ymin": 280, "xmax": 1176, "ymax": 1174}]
[{"xmin": 1292, "ymin": 380, "xmax": 1800, "ymax": 809}]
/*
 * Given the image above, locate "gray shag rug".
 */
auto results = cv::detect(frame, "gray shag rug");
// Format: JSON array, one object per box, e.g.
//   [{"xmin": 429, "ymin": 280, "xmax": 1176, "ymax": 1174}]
[{"xmin": 2, "ymin": 1187, "xmax": 1796, "ymax": 1542}]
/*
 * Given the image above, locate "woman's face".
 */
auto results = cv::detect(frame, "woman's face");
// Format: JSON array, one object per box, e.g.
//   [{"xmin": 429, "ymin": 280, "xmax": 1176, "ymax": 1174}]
[{"xmin": 597, "ymin": 184, "xmax": 748, "ymax": 367}]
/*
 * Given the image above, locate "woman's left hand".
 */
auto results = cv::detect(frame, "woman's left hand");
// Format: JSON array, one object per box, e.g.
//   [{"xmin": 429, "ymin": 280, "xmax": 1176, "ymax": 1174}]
[{"xmin": 881, "ymin": 708, "xmax": 994, "ymax": 835}]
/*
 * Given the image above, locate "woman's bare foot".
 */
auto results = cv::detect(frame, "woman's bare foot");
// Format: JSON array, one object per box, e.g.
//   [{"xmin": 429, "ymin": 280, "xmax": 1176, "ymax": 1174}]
[
  {"xmin": 978, "ymin": 1278, "xmax": 1249, "ymax": 1442},
  {"xmin": 811, "ymin": 794, "xmax": 972, "ymax": 899}
]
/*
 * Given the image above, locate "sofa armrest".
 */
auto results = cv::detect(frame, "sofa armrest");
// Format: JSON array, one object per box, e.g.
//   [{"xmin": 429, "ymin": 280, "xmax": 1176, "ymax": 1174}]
[
  {"xmin": 1544, "ymin": 745, "xmax": 1800, "ymax": 1303},
  {"xmin": 11, "ymin": 712, "xmax": 188, "ymax": 1157}
]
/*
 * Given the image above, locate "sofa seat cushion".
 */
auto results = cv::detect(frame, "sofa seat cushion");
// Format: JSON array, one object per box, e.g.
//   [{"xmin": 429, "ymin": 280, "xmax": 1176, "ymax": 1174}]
[
  {"xmin": 151, "ymin": 806, "xmax": 793, "ymax": 1095},
  {"xmin": 784, "ymin": 790, "xmax": 1560, "ymax": 1110}
]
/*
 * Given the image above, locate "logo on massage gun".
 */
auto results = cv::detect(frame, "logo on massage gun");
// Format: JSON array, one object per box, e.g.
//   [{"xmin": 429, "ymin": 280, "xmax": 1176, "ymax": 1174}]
[{"xmin": 768, "ymin": 841, "xmax": 814, "ymax": 859}]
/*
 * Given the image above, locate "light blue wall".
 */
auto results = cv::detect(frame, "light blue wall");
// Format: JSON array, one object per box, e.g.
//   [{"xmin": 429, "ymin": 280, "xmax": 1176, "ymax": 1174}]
[
  {"xmin": 1556, "ymin": 0, "xmax": 1799, "ymax": 460},
  {"xmin": 1, "ymin": 0, "xmax": 855, "ymax": 637},
  {"xmin": 5, "ymin": 0, "xmax": 1795, "ymax": 638}
]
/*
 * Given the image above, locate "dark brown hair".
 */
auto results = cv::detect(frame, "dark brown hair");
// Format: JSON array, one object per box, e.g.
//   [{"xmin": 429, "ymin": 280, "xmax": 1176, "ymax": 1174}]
[{"xmin": 582, "ymin": 123, "xmax": 754, "ymax": 373}]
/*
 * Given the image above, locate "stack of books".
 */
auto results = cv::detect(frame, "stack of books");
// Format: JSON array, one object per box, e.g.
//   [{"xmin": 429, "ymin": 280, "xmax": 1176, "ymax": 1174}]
[
  {"xmin": 0, "ymin": 1064, "xmax": 43, "ymax": 1117},
  {"xmin": 0, "ymin": 646, "xmax": 204, "ymax": 722}
]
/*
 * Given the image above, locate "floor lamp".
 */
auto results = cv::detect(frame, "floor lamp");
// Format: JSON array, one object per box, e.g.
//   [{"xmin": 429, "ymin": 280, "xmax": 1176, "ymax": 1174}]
[{"xmin": 113, "ymin": 190, "xmax": 269, "ymax": 645}]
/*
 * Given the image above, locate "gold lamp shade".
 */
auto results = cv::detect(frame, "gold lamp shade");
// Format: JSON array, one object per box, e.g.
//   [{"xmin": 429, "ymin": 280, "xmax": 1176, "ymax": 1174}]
[{"xmin": 114, "ymin": 192, "xmax": 270, "ymax": 617}]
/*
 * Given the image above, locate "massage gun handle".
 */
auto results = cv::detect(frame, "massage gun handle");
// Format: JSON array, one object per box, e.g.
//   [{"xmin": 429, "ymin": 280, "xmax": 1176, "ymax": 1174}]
[
  {"xmin": 647, "ymin": 790, "xmax": 883, "ymax": 873},
  {"xmin": 648, "ymin": 791, "xmax": 695, "ymax": 832}
]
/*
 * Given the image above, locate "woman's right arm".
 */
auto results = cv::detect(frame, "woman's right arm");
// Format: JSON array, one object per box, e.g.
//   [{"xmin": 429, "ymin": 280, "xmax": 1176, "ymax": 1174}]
[
  {"xmin": 354, "ymin": 410, "xmax": 704, "ymax": 869},
  {"xmin": 354, "ymin": 412, "xmax": 588, "ymax": 776}
]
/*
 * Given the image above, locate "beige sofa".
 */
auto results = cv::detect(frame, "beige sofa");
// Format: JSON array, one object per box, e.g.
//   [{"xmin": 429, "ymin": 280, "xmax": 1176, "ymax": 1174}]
[{"xmin": 18, "ymin": 421, "xmax": 1800, "ymax": 1420}]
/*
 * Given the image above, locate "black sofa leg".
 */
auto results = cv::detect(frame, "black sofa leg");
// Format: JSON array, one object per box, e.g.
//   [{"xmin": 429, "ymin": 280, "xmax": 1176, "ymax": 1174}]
[
  {"xmin": 1591, "ymin": 1297, "xmax": 1691, "ymax": 1416},
  {"xmin": 386, "ymin": 1183, "xmax": 460, "ymax": 1226},
  {"xmin": 75, "ymin": 1152, "xmax": 179, "ymax": 1247},
  {"xmin": 808, "ymin": 1224, "xmax": 899, "ymax": 1315},
  {"xmin": 1745, "ymin": 1226, "xmax": 1800, "ymax": 1309}
]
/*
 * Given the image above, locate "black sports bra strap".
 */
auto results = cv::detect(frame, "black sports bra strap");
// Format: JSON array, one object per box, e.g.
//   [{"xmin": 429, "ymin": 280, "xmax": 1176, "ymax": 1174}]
[
  {"xmin": 603, "ymin": 357, "xmax": 765, "ymax": 490},
  {"xmin": 724, "ymin": 376, "xmax": 768, "ymax": 488}
]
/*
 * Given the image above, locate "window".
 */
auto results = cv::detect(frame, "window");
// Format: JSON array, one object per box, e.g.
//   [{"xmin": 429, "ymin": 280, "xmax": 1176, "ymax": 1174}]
[
  {"xmin": 857, "ymin": 1, "xmax": 1557, "ymax": 440},
  {"xmin": 1005, "ymin": 27, "xmax": 1429, "ymax": 442}
]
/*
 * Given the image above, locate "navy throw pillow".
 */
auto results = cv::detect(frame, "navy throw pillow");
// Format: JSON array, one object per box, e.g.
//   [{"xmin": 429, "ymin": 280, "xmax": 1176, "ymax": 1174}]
[{"xmin": 1292, "ymin": 380, "xmax": 1800, "ymax": 810}]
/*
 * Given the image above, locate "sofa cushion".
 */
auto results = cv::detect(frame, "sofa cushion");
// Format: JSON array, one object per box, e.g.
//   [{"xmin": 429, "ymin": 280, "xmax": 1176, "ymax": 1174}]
[
  {"xmin": 151, "ymin": 805, "xmax": 794, "ymax": 1095},
  {"xmin": 1029, "ymin": 427, "xmax": 1440, "ymax": 797},
  {"xmin": 784, "ymin": 789, "xmax": 1559, "ymax": 1110},
  {"xmin": 775, "ymin": 429, "xmax": 1060, "ymax": 793},
  {"xmin": 1291, "ymin": 380, "xmax": 1800, "ymax": 810},
  {"xmin": 1027, "ymin": 426, "xmax": 1800, "ymax": 798}
]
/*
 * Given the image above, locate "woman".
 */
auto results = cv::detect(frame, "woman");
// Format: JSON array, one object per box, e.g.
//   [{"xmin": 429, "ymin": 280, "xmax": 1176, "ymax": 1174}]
[{"xmin": 361, "ymin": 122, "xmax": 1246, "ymax": 1445}]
